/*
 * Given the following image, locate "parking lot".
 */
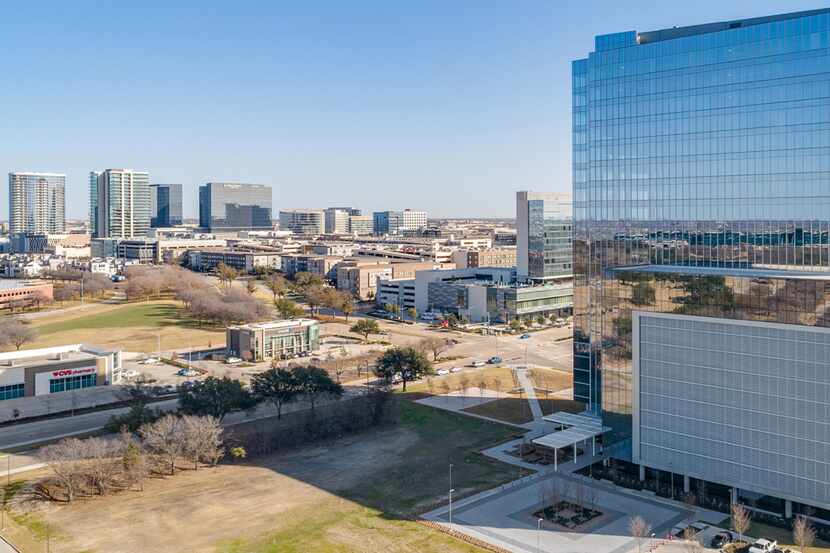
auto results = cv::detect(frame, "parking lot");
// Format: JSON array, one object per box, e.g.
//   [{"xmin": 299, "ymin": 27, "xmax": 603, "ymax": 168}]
[{"xmin": 121, "ymin": 317, "xmax": 574, "ymax": 388}]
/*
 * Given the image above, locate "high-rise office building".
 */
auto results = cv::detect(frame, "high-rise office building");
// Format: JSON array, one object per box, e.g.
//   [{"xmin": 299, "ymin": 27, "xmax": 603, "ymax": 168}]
[
  {"xmin": 150, "ymin": 184, "xmax": 183, "ymax": 227},
  {"xmin": 198, "ymin": 182, "xmax": 272, "ymax": 232},
  {"xmin": 324, "ymin": 207, "xmax": 350, "ymax": 234},
  {"xmin": 279, "ymin": 209, "xmax": 325, "ymax": 235},
  {"xmin": 8, "ymin": 172, "xmax": 66, "ymax": 234},
  {"xmin": 89, "ymin": 169, "xmax": 151, "ymax": 238},
  {"xmin": 516, "ymin": 192, "xmax": 572, "ymax": 282},
  {"xmin": 574, "ymin": 8, "xmax": 830, "ymax": 515}
]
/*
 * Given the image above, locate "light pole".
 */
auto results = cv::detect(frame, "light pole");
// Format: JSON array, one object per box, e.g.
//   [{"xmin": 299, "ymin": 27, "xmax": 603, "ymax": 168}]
[
  {"xmin": 449, "ymin": 463, "xmax": 453, "ymax": 494},
  {"xmin": 537, "ymin": 517, "xmax": 544, "ymax": 553},
  {"xmin": 0, "ymin": 454, "xmax": 7, "ymax": 531},
  {"xmin": 449, "ymin": 488, "xmax": 456, "ymax": 524}
]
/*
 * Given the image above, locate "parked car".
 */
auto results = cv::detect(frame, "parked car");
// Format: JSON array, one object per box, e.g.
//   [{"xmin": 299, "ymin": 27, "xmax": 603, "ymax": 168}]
[
  {"xmin": 470, "ymin": 361, "xmax": 485, "ymax": 367},
  {"xmin": 122, "ymin": 369, "xmax": 140, "ymax": 379},
  {"xmin": 177, "ymin": 368, "xmax": 198, "ymax": 377},
  {"xmin": 436, "ymin": 368, "xmax": 450, "ymax": 376},
  {"xmin": 140, "ymin": 357, "xmax": 161, "ymax": 365},
  {"xmin": 225, "ymin": 356, "xmax": 242, "ymax": 364},
  {"xmin": 670, "ymin": 522, "xmax": 690, "ymax": 538},
  {"xmin": 519, "ymin": 333, "xmax": 531, "ymax": 340},
  {"xmin": 487, "ymin": 356, "xmax": 502, "ymax": 364},
  {"xmin": 391, "ymin": 374, "xmax": 403, "ymax": 384},
  {"xmin": 749, "ymin": 539, "xmax": 777, "ymax": 553},
  {"xmin": 450, "ymin": 367, "xmax": 463, "ymax": 373},
  {"xmin": 710, "ymin": 531, "xmax": 733, "ymax": 549}
]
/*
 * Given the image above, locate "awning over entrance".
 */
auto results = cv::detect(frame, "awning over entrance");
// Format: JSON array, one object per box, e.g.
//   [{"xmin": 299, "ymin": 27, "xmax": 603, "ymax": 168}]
[{"xmin": 531, "ymin": 411, "xmax": 610, "ymax": 471}]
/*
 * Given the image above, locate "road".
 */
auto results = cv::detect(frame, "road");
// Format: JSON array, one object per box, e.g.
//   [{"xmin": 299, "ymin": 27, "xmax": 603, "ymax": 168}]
[{"xmin": 0, "ymin": 399, "xmax": 179, "ymax": 450}]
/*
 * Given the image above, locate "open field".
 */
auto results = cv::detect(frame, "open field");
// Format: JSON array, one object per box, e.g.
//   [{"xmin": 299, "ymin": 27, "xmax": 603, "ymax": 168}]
[
  {"xmin": 463, "ymin": 397, "xmax": 585, "ymax": 425},
  {"xmin": 406, "ymin": 365, "xmax": 520, "ymax": 395},
  {"xmin": 24, "ymin": 300, "xmax": 225, "ymax": 353},
  {"xmin": 6, "ymin": 401, "xmax": 522, "ymax": 553}
]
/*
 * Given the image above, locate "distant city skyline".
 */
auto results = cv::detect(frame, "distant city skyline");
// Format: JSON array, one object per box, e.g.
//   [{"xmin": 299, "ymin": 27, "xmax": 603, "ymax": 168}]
[{"xmin": 1, "ymin": 0, "xmax": 820, "ymax": 220}]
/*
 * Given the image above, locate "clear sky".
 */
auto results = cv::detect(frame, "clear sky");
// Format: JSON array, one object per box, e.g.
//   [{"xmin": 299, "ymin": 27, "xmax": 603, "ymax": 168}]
[{"xmin": 1, "ymin": 1, "xmax": 820, "ymax": 220}]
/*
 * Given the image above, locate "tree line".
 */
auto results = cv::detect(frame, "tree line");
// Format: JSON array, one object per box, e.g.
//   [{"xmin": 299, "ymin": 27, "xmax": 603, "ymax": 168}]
[{"xmin": 39, "ymin": 415, "xmax": 222, "ymax": 503}]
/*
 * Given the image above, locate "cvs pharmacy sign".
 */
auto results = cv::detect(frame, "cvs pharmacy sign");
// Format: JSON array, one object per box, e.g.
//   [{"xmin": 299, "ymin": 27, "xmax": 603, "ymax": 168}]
[{"xmin": 51, "ymin": 367, "xmax": 96, "ymax": 378}]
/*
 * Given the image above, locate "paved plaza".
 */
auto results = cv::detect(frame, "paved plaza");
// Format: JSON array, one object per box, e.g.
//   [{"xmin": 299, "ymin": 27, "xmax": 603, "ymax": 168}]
[{"xmin": 424, "ymin": 469, "xmax": 724, "ymax": 553}]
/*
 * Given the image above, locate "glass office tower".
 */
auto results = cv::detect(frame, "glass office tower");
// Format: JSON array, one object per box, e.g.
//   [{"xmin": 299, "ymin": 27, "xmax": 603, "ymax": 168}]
[
  {"xmin": 198, "ymin": 182, "xmax": 272, "ymax": 232},
  {"xmin": 573, "ymin": 9, "xmax": 830, "ymax": 511},
  {"xmin": 150, "ymin": 184, "xmax": 183, "ymax": 227},
  {"xmin": 516, "ymin": 192, "xmax": 573, "ymax": 282}
]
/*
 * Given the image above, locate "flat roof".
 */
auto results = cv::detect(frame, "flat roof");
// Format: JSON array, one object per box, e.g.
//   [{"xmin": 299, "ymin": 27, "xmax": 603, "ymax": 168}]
[
  {"xmin": 612, "ymin": 264, "xmax": 830, "ymax": 282},
  {"xmin": 0, "ymin": 280, "xmax": 49, "ymax": 290},
  {"xmin": 0, "ymin": 344, "xmax": 115, "ymax": 368},
  {"xmin": 229, "ymin": 318, "xmax": 317, "ymax": 331},
  {"xmin": 638, "ymin": 8, "xmax": 830, "ymax": 44}
]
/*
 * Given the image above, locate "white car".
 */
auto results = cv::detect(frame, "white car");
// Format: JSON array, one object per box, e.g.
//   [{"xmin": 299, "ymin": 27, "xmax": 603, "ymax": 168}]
[
  {"xmin": 436, "ymin": 368, "xmax": 450, "ymax": 376},
  {"xmin": 470, "ymin": 361, "xmax": 485, "ymax": 367},
  {"xmin": 122, "ymin": 369, "xmax": 140, "ymax": 379},
  {"xmin": 749, "ymin": 539, "xmax": 777, "ymax": 553},
  {"xmin": 450, "ymin": 367, "xmax": 463, "ymax": 373},
  {"xmin": 140, "ymin": 357, "xmax": 161, "ymax": 365},
  {"xmin": 225, "ymin": 356, "xmax": 242, "ymax": 364}
]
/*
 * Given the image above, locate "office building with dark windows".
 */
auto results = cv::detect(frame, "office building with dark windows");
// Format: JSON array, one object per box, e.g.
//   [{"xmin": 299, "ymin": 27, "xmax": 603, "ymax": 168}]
[
  {"xmin": 198, "ymin": 182, "xmax": 272, "ymax": 232},
  {"xmin": 573, "ymin": 9, "xmax": 830, "ymax": 517},
  {"xmin": 150, "ymin": 183, "xmax": 183, "ymax": 227}
]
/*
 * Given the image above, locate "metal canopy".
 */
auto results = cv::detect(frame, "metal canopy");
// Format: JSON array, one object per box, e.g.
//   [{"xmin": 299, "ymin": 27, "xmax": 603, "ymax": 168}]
[
  {"xmin": 532, "ymin": 427, "xmax": 600, "ymax": 450},
  {"xmin": 542, "ymin": 411, "xmax": 608, "ymax": 432}
]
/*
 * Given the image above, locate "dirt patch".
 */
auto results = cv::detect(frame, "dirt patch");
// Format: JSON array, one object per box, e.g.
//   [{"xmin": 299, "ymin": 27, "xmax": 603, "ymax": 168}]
[{"xmin": 27, "ymin": 428, "xmax": 419, "ymax": 553}]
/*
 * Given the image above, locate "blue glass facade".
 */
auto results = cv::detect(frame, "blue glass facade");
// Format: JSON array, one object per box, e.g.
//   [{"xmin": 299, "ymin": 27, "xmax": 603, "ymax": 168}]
[{"xmin": 573, "ymin": 9, "xmax": 830, "ymax": 463}]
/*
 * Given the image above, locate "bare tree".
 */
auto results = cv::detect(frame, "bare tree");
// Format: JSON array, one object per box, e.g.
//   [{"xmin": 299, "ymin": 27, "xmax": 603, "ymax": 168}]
[
  {"xmin": 439, "ymin": 380, "xmax": 451, "ymax": 404},
  {"xmin": 83, "ymin": 437, "xmax": 123, "ymax": 496},
  {"xmin": 731, "ymin": 503, "xmax": 751, "ymax": 545},
  {"xmin": 491, "ymin": 377, "xmax": 503, "ymax": 399},
  {"xmin": 140, "ymin": 415, "xmax": 185, "ymax": 475},
  {"xmin": 41, "ymin": 438, "xmax": 88, "ymax": 502},
  {"xmin": 477, "ymin": 379, "xmax": 488, "ymax": 401},
  {"xmin": 458, "ymin": 374, "xmax": 470, "ymax": 407},
  {"xmin": 629, "ymin": 515, "xmax": 652, "ymax": 553},
  {"xmin": 420, "ymin": 337, "xmax": 451, "ymax": 361},
  {"xmin": 180, "ymin": 415, "xmax": 224, "ymax": 469},
  {"xmin": 681, "ymin": 527, "xmax": 703, "ymax": 553},
  {"xmin": 793, "ymin": 515, "xmax": 816, "ymax": 553},
  {"xmin": 425, "ymin": 377, "xmax": 435, "ymax": 396},
  {"xmin": 0, "ymin": 319, "xmax": 37, "ymax": 350},
  {"xmin": 245, "ymin": 279, "xmax": 257, "ymax": 295},
  {"xmin": 120, "ymin": 430, "xmax": 149, "ymax": 491}
]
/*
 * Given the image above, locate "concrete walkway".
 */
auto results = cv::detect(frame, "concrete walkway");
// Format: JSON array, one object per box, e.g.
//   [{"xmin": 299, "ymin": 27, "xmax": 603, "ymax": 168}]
[{"xmin": 514, "ymin": 368, "xmax": 543, "ymax": 422}]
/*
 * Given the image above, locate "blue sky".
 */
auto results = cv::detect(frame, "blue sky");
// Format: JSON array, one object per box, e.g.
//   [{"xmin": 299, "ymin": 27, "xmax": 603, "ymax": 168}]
[{"xmin": 1, "ymin": 1, "xmax": 819, "ymax": 219}]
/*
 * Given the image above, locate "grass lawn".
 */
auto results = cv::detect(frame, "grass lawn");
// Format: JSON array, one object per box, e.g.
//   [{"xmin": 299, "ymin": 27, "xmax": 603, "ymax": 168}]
[
  {"xmin": 462, "ymin": 397, "xmax": 585, "ymax": 425},
  {"xmin": 12, "ymin": 401, "xmax": 523, "ymax": 553},
  {"xmin": 717, "ymin": 516, "xmax": 830, "ymax": 552},
  {"xmin": 25, "ymin": 301, "xmax": 225, "ymax": 353}
]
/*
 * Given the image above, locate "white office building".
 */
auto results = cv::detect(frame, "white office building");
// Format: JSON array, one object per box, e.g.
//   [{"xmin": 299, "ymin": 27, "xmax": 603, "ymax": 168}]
[
  {"xmin": 89, "ymin": 169, "xmax": 151, "ymax": 239},
  {"xmin": 8, "ymin": 172, "xmax": 66, "ymax": 234}
]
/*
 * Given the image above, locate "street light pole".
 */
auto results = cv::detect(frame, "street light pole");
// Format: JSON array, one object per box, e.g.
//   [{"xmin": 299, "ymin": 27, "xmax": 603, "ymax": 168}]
[
  {"xmin": 537, "ymin": 518, "xmax": 543, "ymax": 553},
  {"xmin": 449, "ymin": 488, "xmax": 455, "ymax": 524}
]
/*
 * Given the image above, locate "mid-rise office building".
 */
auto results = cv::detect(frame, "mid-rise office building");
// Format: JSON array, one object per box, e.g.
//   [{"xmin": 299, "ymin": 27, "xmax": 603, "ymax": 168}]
[
  {"xmin": 226, "ymin": 319, "xmax": 320, "ymax": 361},
  {"xmin": 574, "ymin": 8, "xmax": 830, "ymax": 516},
  {"xmin": 373, "ymin": 209, "xmax": 428, "ymax": 235},
  {"xmin": 324, "ymin": 207, "xmax": 350, "ymax": 234},
  {"xmin": 198, "ymin": 182, "xmax": 272, "ymax": 232},
  {"xmin": 451, "ymin": 247, "xmax": 517, "ymax": 269},
  {"xmin": 516, "ymin": 191, "xmax": 572, "ymax": 283},
  {"xmin": 89, "ymin": 169, "xmax": 151, "ymax": 239},
  {"xmin": 150, "ymin": 184, "xmax": 183, "ymax": 227},
  {"xmin": 8, "ymin": 172, "xmax": 66, "ymax": 234},
  {"xmin": 279, "ymin": 209, "xmax": 325, "ymax": 236},
  {"xmin": 347, "ymin": 215, "xmax": 372, "ymax": 235}
]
